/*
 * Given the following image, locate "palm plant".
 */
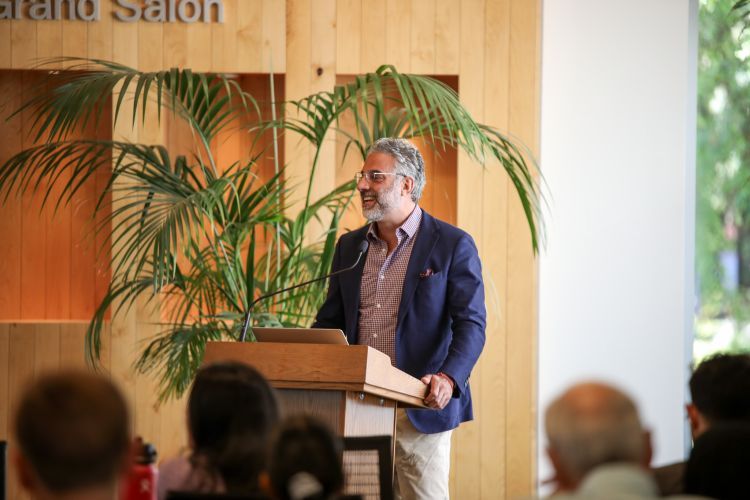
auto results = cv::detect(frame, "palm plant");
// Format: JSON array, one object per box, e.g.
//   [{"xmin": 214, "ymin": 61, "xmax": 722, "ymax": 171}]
[{"xmin": 0, "ymin": 59, "xmax": 541, "ymax": 400}]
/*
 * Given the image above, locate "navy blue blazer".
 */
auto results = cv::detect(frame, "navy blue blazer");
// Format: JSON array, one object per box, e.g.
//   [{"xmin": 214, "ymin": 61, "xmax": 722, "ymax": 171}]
[{"xmin": 313, "ymin": 210, "xmax": 486, "ymax": 434}]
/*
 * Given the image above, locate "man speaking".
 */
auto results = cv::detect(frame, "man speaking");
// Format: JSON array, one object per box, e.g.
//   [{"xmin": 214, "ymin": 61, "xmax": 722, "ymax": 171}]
[{"xmin": 314, "ymin": 138, "xmax": 486, "ymax": 499}]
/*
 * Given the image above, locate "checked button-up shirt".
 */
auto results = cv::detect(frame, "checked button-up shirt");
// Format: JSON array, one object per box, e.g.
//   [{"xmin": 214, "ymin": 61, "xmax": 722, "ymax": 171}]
[{"xmin": 358, "ymin": 206, "xmax": 423, "ymax": 366}]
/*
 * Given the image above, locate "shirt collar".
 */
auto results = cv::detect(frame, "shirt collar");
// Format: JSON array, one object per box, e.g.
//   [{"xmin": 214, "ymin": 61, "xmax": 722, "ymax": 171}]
[{"xmin": 367, "ymin": 205, "xmax": 423, "ymax": 242}]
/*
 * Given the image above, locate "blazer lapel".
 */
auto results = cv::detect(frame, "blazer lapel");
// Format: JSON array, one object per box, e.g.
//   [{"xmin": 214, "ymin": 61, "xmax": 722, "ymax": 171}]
[
  {"xmin": 397, "ymin": 211, "xmax": 440, "ymax": 327},
  {"xmin": 340, "ymin": 227, "xmax": 369, "ymax": 341}
]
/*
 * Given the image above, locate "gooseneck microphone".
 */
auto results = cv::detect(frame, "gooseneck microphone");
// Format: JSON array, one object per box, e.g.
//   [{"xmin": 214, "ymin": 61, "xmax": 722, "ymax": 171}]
[{"xmin": 238, "ymin": 239, "xmax": 370, "ymax": 342}]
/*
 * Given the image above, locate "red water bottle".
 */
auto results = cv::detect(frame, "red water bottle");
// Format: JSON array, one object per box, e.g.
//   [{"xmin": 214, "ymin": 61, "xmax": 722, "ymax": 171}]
[{"xmin": 122, "ymin": 437, "xmax": 158, "ymax": 500}]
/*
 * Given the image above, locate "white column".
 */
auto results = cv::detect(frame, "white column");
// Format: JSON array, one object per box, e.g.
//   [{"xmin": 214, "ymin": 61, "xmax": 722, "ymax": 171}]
[{"xmin": 538, "ymin": 0, "xmax": 698, "ymax": 488}]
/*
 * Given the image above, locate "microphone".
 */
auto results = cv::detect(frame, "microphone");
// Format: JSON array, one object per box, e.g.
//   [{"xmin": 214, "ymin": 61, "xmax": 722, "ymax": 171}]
[{"xmin": 238, "ymin": 239, "xmax": 370, "ymax": 342}]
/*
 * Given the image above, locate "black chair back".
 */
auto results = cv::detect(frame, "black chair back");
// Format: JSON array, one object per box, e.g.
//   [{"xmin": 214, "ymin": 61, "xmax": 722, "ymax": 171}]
[{"xmin": 341, "ymin": 435, "xmax": 393, "ymax": 500}]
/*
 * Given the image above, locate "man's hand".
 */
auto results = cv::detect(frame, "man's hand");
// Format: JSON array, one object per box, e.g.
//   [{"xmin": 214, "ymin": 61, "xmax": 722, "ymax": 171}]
[{"xmin": 421, "ymin": 373, "xmax": 454, "ymax": 410}]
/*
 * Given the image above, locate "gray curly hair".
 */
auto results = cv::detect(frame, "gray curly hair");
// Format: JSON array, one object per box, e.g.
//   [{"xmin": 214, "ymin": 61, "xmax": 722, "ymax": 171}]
[{"xmin": 368, "ymin": 138, "xmax": 426, "ymax": 202}]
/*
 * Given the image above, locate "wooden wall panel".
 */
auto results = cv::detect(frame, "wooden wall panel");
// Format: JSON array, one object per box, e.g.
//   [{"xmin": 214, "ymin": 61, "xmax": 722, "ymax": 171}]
[
  {"xmin": 0, "ymin": 74, "xmax": 23, "ymax": 317},
  {"xmin": 262, "ymin": 0, "xmax": 287, "ymax": 73},
  {"xmin": 360, "ymin": 0, "xmax": 385, "ymax": 73},
  {"xmin": 88, "ymin": 0, "xmax": 113, "ymax": 61},
  {"xmin": 10, "ymin": 16, "xmax": 35, "ymax": 69},
  {"xmin": 434, "ymin": 0, "xmax": 460, "ymax": 75},
  {"xmin": 385, "ymin": 0, "xmax": 411, "ymax": 72},
  {"xmin": 235, "ymin": 0, "xmax": 263, "ymax": 73},
  {"xmin": 481, "ymin": 0, "xmax": 511, "ymax": 497},
  {"xmin": 19, "ymin": 72, "xmax": 47, "ymax": 320},
  {"xmin": 0, "ymin": 19, "xmax": 10, "ymax": 67},
  {"xmin": 61, "ymin": 16, "xmax": 87, "ymax": 65},
  {"xmin": 410, "ymin": 0, "xmax": 436, "ymax": 75},
  {"xmin": 335, "ymin": 0, "xmax": 361, "ymax": 74},
  {"xmin": 36, "ymin": 14, "xmax": 62, "ymax": 60},
  {"xmin": 504, "ymin": 0, "xmax": 540, "ymax": 496},
  {"xmin": 0, "ymin": 71, "xmax": 111, "ymax": 321},
  {"xmin": 0, "ymin": 324, "xmax": 9, "ymax": 444},
  {"xmin": 0, "ymin": 3, "xmax": 541, "ymax": 498},
  {"xmin": 454, "ymin": 1, "xmax": 486, "ymax": 496},
  {"xmin": 212, "ymin": 0, "xmax": 238, "ymax": 72},
  {"xmin": 138, "ymin": 20, "xmax": 164, "ymax": 72}
]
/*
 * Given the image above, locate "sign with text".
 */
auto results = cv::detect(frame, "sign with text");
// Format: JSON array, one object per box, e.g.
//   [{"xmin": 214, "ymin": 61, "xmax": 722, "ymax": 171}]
[{"xmin": 0, "ymin": 0, "xmax": 225, "ymax": 23}]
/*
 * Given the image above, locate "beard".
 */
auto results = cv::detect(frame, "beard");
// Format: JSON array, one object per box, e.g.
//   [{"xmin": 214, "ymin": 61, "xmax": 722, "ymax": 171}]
[{"xmin": 361, "ymin": 183, "xmax": 401, "ymax": 222}]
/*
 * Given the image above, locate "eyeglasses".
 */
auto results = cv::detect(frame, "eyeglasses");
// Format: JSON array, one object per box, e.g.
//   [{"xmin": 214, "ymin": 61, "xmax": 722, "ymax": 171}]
[{"xmin": 354, "ymin": 171, "xmax": 404, "ymax": 184}]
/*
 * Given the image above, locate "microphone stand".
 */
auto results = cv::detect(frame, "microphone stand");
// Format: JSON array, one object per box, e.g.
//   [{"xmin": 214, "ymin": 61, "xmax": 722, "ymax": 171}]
[{"xmin": 238, "ymin": 241, "xmax": 369, "ymax": 342}]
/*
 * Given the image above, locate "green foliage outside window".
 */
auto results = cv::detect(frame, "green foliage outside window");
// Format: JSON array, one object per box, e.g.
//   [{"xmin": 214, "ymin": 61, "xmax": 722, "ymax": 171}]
[{"xmin": 696, "ymin": 0, "xmax": 750, "ymax": 357}]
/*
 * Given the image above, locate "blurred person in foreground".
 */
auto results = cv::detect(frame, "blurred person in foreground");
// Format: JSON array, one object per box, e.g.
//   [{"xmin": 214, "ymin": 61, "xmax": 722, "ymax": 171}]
[
  {"xmin": 13, "ymin": 371, "xmax": 131, "ymax": 500},
  {"xmin": 158, "ymin": 361, "xmax": 279, "ymax": 499},
  {"xmin": 544, "ymin": 381, "xmax": 657, "ymax": 499},
  {"xmin": 263, "ymin": 416, "xmax": 345, "ymax": 500},
  {"xmin": 654, "ymin": 352, "xmax": 750, "ymax": 495},
  {"xmin": 683, "ymin": 421, "xmax": 750, "ymax": 499}
]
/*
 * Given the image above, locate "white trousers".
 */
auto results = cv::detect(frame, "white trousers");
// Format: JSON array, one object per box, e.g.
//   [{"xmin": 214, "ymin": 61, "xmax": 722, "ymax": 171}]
[{"xmin": 394, "ymin": 409, "xmax": 453, "ymax": 500}]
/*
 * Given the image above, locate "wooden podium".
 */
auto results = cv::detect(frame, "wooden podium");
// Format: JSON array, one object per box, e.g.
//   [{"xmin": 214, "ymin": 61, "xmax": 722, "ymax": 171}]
[{"xmin": 203, "ymin": 342, "xmax": 428, "ymax": 439}]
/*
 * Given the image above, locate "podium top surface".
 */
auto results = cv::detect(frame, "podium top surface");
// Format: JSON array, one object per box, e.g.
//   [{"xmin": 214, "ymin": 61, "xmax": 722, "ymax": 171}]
[{"xmin": 204, "ymin": 342, "xmax": 428, "ymax": 408}]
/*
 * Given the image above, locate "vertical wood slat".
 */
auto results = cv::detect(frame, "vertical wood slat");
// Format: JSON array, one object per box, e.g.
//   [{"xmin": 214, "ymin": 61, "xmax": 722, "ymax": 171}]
[
  {"xmin": 435, "ymin": 0, "xmax": 460, "ymax": 74},
  {"xmin": 106, "ymin": 116, "xmax": 138, "ymax": 447},
  {"xmin": 10, "ymin": 17, "xmax": 36, "ymax": 69},
  {"xmin": 481, "ymin": 0, "xmax": 511, "ymax": 497},
  {"xmin": 45, "ymin": 173, "xmax": 72, "ymax": 318},
  {"xmin": 59, "ymin": 323, "xmax": 87, "ymax": 369},
  {"xmin": 0, "ymin": 73, "xmax": 22, "ymax": 318},
  {"xmin": 212, "ymin": 0, "xmax": 238, "ymax": 72},
  {"xmin": 0, "ymin": 19, "xmax": 10, "ymax": 67},
  {"xmin": 138, "ymin": 19, "xmax": 164, "ymax": 72},
  {"xmin": 336, "ymin": 0, "xmax": 361, "ymax": 74},
  {"xmin": 453, "ymin": 0, "xmax": 486, "ymax": 498},
  {"xmin": 309, "ymin": 0, "xmax": 337, "ymax": 239},
  {"xmin": 359, "ymin": 0, "xmax": 385, "ymax": 73},
  {"xmin": 36, "ymin": 13, "xmax": 63, "ymax": 61},
  {"xmin": 285, "ymin": 0, "xmax": 313, "ymax": 221},
  {"xmin": 262, "ymin": 0, "xmax": 287, "ymax": 73},
  {"xmin": 385, "ymin": 0, "xmax": 411, "ymax": 72},
  {"xmin": 186, "ymin": 19, "xmax": 213, "ymax": 72},
  {"xmin": 410, "ymin": 0, "xmax": 436, "ymax": 75},
  {"xmin": 44, "ymin": 67, "xmax": 71, "ymax": 319},
  {"xmin": 34, "ymin": 323, "xmax": 61, "ymax": 374},
  {"xmin": 163, "ymin": 16, "xmax": 187, "ymax": 68},
  {"xmin": 0, "ymin": 324, "xmax": 9, "ymax": 440},
  {"xmin": 505, "ymin": 0, "xmax": 540, "ymax": 496},
  {"xmin": 61, "ymin": 13, "xmax": 87, "ymax": 68},
  {"xmin": 110, "ymin": 24, "xmax": 140, "ymax": 442},
  {"xmin": 88, "ymin": 0, "xmax": 113, "ymax": 61},
  {"xmin": 236, "ymin": 0, "xmax": 263, "ymax": 73},
  {"xmin": 20, "ymin": 72, "xmax": 46, "ymax": 319}
]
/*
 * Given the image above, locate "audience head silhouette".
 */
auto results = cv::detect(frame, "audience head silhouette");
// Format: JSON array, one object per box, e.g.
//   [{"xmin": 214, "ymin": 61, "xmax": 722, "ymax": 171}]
[
  {"xmin": 544, "ymin": 381, "xmax": 651, "ymax": 491},
  {"xmin": 13, "ymin": 370, "xmax": 130, "ymax": 500},
  {"xmin": 187, "ymin": 361, "xmax": 279, "ymax": 494},
  {"xmin": 266, "ymin": 416, "xmax": 344, "ymax": 500},
  {"xmin": 688, "ymin": 352, "xmax": 750, "ymax": 438},
  {"xmin": 684, "ymin": 421, "xmax": 750, "ymax": 499}
]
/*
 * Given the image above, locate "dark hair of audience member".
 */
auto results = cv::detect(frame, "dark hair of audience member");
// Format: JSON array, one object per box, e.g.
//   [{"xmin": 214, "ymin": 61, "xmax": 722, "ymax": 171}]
[
  {"xmin": 14, "ymin": 371, "xmax": 130, "ymax": 493},
  {"xmin": 684, "ymin": 422, "xmax": 750, "ymax": 499},
  {"xmin": 689, "ymin": 352, "xmax": 750, "ymax": 422},
  {"xmin": 267, "ymin": 416, "xmax": 344, "ymax": 500},
  {"xmin": 188, "ymin": 361, "xmax": 279, "ymax": 494}
]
